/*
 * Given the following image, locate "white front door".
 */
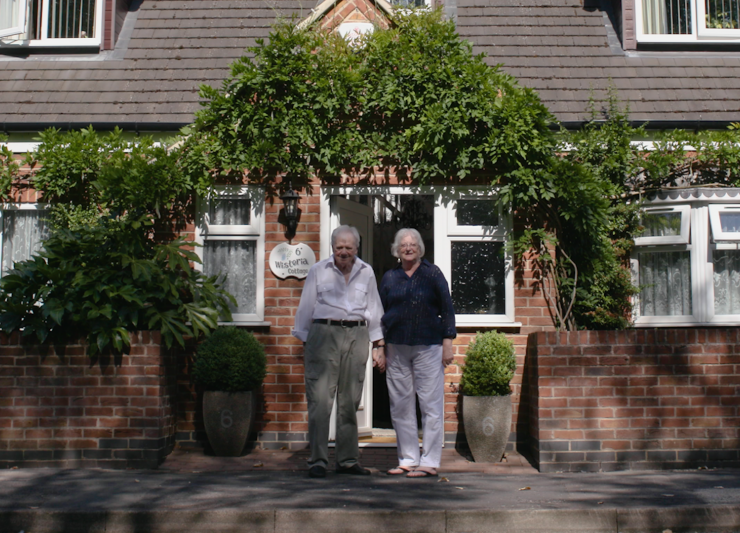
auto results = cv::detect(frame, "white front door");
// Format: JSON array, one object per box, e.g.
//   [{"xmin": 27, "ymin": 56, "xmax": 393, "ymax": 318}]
[{"xmin": 328, "ymin": 196, "xmax": 374, "ymax": 439}]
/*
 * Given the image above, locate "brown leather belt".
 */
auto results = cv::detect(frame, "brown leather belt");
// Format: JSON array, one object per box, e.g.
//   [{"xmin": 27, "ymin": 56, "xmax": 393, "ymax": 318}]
[{"xmin": 313, "ymin": 319, "xmax": 367, "ymax": 328}]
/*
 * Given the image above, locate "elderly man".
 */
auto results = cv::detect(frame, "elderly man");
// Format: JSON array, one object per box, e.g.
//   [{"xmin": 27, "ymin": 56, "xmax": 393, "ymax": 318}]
[{"xmin": 292, "ymin": 225, "xmax": 385, "ymax": 479}]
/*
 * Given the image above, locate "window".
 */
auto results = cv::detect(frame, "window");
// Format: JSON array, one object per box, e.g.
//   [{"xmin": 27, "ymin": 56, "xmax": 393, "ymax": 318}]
[
  {"xmin": 632, "ymin": 189, "xmax": 740, "ymax": 326},
  {"xmin": 0, "ymin": 205, "xmax": 49, "ymax": 276},
  {"xmin": 436, "ymin": 191, "xmax": 515, "ymax": 326},
  {"xmin": 0, "ymin": 0, "xmax": 103, "ymax": 46},
  {"xmin": 195, "ymin": 187, "xmax": 266, "ymax": 324},
  {"xmin": 636, "ymin": 0, "xmax": 740, "ymax": 42}
]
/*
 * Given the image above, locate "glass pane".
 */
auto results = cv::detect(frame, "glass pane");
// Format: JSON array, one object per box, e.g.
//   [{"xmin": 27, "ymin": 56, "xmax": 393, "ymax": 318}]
[
  {"xmin": 638, "ymin": 251, "xmax": 692, "ymax": 316},
  {"xmin": 2, "ymin": 210, "xmax": 50, "ymax": 276},
  {"xmin": 47, "ymin": 0, "xmax": 97, "ymax": 38},
  {"xmin": 456, "ymin": 200, "xmax": 499, "ymax": 227},
  {"xmin": 719, "ymin": 211, "xmax": 740, "ymax": 233},
  {"xmin": 451, "ymin": 241, "xmax": 505, "ymax": 315},
  {"xmin": 204, "ymin": 240, "xmax": 257, "ymax": 315},
  {"xmin": 706, "ymin": 0, "xmax": 740, "ymax": 29},
  {"xmin": 642, "ymin": 211, "xmax": 682, "ymax": 237},
  {"xmin": 713, "ymin": 250, "xmax": 740, "ymax": 314},
  {"xmin": 209, "ymin": 197, "xmax": 251, "ymax": 226},
  {"xmin": 643, "ymin": 0, "xmax": 692, "ymax": 34},
  {"xmin": 390, "ymin": 0, "xmax": 425, "ymax": 6},
  {"xmin": 0, "ymin": 0, "xmax": 23, "ymax": 34}
]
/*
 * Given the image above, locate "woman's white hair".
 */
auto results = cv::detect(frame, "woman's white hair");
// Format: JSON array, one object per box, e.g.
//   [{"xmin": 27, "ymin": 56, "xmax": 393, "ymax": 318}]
[
  {"xmin": 390, "ymin": 228, "xmax": 425, "ymax": 259},
  {"xmin": 331, "ymin": 225, "xmax": 360, "ymax": 248}
]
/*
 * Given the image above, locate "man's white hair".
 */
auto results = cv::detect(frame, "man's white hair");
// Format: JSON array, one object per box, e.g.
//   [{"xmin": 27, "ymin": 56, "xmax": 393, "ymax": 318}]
[{"xmin": 331, "ymin": 225, "xmax": 360, "ymax": 248}]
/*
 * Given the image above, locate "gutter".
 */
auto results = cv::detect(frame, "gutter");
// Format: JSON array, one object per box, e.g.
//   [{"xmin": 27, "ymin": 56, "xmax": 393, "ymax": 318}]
[
  {"xmin": 557, "ymin": 120, "xmax": 739, "ymax": 131},
  {"xmin": 1, "ymin": 122, "xmax": 191, "ymax": 134}
]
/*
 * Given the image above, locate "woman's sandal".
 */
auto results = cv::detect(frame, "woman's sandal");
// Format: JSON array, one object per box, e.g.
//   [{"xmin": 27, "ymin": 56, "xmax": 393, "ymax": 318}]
[
  {"xmin": 387, "ymin": 466, "xmax": 415, "ymax": 476},
  {"xmin": 406, "ymin": 468, "xmax": 437, "ymax": 478}
]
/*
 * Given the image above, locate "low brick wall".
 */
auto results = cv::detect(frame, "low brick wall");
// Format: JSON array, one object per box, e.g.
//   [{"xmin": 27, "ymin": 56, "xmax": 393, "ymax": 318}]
[
  {"xmin": 0, "ymin": 332, "xmax": 176, "ymax": 468},
  {"xmin": 523, "ymin": 329, "xmax": 740, "ymax": 472}
]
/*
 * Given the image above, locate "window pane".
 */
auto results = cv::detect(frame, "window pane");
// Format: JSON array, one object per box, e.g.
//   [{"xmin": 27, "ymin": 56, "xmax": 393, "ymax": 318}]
[
  {"xmin": 2, "ymin": 210, "xmax": 49, "ymax": 276},
  {"xmin": 643, "ymin": 0, "xmax": 692, "ymax": 34},
  {"xmin": 456, "ymin": 200, "xmax": 499, "ymax": 227},
  {"xmin": 713, "ymin": 250, "xmax": 740, "ymax": 314},
  {"xmin": 46, "ymin": 0, "xmax": 97, "ymax": 38},
  {"xmin": 209, "ymin": 198, "xmax": 251, "ymax": 226},
  {"xmin": 451, "ymin": 241, "xmax": 505, "ymax": 315},
  {"xmin": 642, "ymin": 211, "xmax": 682, "ymax": 237},
  {"xmin": 204, "ymin": 240, "xmax": 256, "ymax": 315},
  {"xmin": 638, "ymin": 251, "xmax": 692, "ymax": 316},
  {"xmin": 718, "ymin": 211, "xmax": 740, "ymax": 233},
  {"xmin": 706, "ymin": 0, "xmax": 740, "ymax": 29}
]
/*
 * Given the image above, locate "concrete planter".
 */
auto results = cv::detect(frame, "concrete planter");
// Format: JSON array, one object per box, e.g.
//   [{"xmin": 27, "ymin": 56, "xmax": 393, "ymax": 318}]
[
  {"xmin": 462, "ymin": 394, "xmax": 512, "ymax": 463},
  {"xmin": 203, "ymin": 391, "xmax": 255, "ymax": 457}
]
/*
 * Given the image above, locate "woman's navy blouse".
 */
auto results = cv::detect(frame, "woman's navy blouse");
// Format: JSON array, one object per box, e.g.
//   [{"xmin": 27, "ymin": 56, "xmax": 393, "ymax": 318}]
[{"xmin": 379, "ymin": 259, "xmax": 457, "ymax": 346}]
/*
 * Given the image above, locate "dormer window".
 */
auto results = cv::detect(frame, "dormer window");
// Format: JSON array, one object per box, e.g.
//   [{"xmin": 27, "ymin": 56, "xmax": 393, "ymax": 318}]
[
  {"xmin": 637, "ymin": 0, "xmax": 740, "ymax": 42},
  {"xmin": 0, "ymin": 0, "xmax": 102, "ymax": 46}
]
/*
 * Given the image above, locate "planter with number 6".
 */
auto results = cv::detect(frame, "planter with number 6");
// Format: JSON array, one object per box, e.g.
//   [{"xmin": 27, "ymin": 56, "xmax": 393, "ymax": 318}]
[
  {"xmin": 193, "ymin": 327, "xmax": 266, "ymax": 457},
  {"xmin": 460, "ymin": 331, "xmax": 517, "ymax": 463}
]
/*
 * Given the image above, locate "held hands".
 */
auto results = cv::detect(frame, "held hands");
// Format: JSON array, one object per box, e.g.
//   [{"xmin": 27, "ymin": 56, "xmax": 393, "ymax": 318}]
[{"xmin": 372, "ymin": 345, "xmax": 386, "ymax": 373}]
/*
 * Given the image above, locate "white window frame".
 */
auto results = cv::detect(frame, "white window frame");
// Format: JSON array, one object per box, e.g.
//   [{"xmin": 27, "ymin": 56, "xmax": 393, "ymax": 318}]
[
  {"xmin": 632, "ymin": 190, "xmax": 740, "ymax": 327},
  {"xmin": 320, "ymin": 185, "xmax": 518, "ymax": 328},
  {"xmin": 635, "ymin": 0, "xmax": 740, "ymax": 43},
  {"xmin": 0, "ymin": 0, "xmax": 27, "ymax": 38},
  {"xmin": 708, "ymin": 204, "xmax": 740, "ymax": 241},
  {"xmin": 195, "ymin": 186, "xmax": 266, "ymax": 326},
  {"xmin": 0, "ymin": 0, "xmax": 103, "ymax": 47},
  {"xmin": 634, "ymin": 204, "xmax": 691, "ymax": 246},
  {"xmin": 0, "ymin": 202, "xmax": 49, "ymax": 276}
]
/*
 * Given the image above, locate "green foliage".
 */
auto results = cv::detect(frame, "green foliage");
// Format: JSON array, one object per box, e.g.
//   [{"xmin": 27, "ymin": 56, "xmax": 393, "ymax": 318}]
[
  {"xmin": 0, "ymin": 134, "xmax": 21, "ymax": 201},
  {"xmin": 460, "ymin": 331, "xmax": 516, "ymax": 397},
  {"xmin": 193, "ymin": 327, "xmax": 267, "ymax": 392},
  {"xmin": 183, "ymin": 10, "xmax": 557, "ymax": 189},
  {"xmin": 0, "ymin": 216, "xmax": 233, "ymax": 354},
  {"xmin": 0, "ymin": 128, "xmax": 231, "ymax": 353}
]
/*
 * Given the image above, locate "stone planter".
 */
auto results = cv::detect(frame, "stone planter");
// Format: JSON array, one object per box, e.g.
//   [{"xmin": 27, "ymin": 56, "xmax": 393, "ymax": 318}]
[
  {"xmin": 203, "ymin": 391, "xmax": 255, "ymax": 457},
  {"xmin": 462, "ymin": 393, "xmax": 512, "ymax": 463}
]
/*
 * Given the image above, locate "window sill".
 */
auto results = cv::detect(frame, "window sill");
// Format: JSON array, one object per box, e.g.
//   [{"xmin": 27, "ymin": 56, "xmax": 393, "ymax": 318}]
[{"xmin": 456, "ymin": 321, "xmax": 522, "ymax": 329}]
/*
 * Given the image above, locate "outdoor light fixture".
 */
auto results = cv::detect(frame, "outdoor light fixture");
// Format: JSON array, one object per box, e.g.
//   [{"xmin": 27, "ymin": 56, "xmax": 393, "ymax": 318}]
[{"xmin": 280, "ymin": 184, "xmax": 301, "ymax": 240}]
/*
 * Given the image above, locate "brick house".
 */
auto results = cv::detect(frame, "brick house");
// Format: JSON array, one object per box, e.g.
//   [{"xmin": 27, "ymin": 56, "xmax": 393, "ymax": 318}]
[{"xmin": 1, "ymin": 0, "xmax": 739, "ymax": 470}]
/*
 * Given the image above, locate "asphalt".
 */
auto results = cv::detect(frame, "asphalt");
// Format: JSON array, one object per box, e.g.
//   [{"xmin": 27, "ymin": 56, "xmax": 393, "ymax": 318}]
[{"xmin": 2, "ymin": 449, "xmax": 740, "ymax": 533}]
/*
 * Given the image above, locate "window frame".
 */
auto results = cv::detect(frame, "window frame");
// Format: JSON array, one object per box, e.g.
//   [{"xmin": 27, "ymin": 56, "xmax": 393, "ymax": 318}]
[
  {"xmin": 195, "ymin": 186, "xmax": 266, "ymax": 326},
  {"xmin": 634, "ymin": 204, "xmax": 691, "ymax": 246},
  {"xmin": 0, "ymin": 0, "xmax": 27, "ymax": 39},
  {"xmin": 0, "ymin": 202, "xmax": 49, "ymax": 276},
  {"xmin": 632, "ymin": 191, "xmax": 740, "ymax": 327},
  {"xmin": 635, "ymin": 0, "xmax": 740, "ymax": 43},
  {"xmin": 320, "ymin": 185, "xmax": 519, "ymax": 328},
  {"xmin": 0, "ymin": 0, "xmax": 104, "ymax": 47}
]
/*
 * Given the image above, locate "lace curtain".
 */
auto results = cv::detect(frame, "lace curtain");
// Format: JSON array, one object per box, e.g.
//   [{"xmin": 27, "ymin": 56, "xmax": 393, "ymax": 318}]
[
  {"xmin": 1, "ymin": 210, "xmax": 49, "ymax": 276},
  {"xmin": 203, "ymin": 240, "xmax": 257, "ymax": 315},
  {"xmin": 638, "ymin": 251, "xmax": 692, "ymax": 316},
  {"xmin": 643, "ymin": 0, "xmax": 668, "ymax": 33},
  {"xmin": 713, "ymin": 250, "xmax": 740, "ymax": 315}
]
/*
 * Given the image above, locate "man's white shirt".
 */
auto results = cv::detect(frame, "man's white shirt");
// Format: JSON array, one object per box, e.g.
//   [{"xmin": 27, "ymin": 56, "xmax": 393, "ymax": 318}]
[{"xmin": 292, "ymin": 255, "xmax": 384, "ymax": 342}]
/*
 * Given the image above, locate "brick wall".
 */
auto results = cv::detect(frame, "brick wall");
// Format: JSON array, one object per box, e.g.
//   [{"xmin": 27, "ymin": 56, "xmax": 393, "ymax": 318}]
[
  {"xmin": 523, "ymin": 329, "xmax": 740, "ymax": 472},
  {"xmin": 0, "ymin": 332, "xmax": 177, "ymax": 469}
]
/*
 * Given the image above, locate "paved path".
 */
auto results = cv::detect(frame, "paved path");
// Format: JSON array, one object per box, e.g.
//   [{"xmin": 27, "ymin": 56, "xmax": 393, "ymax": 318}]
[{"xmin": 2, "ymin": 449, "xmax": 739, "ymax": 532}]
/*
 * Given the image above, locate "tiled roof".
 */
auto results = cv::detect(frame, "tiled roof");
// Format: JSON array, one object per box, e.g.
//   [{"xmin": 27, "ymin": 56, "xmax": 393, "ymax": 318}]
[
  {"xmin": 456, "ymin": 0, "xmax": 740, "ymax": 124},
  {"xmin": 2, "ymin": 0, "xmax": 740, "ymax": 129}
]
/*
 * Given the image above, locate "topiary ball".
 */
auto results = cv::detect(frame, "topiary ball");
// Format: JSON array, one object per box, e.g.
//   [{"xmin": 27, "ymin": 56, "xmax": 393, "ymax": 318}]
[
  {"xmin": 192, "ymin": 327, "xmax": 267, "ymax": 392},
  {"xmin": 460, "ymin": 331, "xmax": 516, "ymax": 397}
]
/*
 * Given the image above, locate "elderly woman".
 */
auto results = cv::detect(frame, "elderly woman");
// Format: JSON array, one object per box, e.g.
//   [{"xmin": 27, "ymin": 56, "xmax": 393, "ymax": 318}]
[{"xmin": 378, "ymin": 228, "xmax": 456, "ymax": 478}]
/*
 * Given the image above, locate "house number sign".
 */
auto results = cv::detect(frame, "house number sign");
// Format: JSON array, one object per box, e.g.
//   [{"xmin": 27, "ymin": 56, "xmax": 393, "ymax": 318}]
[{"xmin": 269, "ymin": 242, "xmax": 316, "ymax": 280}]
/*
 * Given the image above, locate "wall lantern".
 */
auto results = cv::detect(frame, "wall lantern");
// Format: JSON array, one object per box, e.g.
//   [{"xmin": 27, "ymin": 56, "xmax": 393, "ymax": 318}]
[{"xmin": 280, "ymin": 185, "xmax": 301, "ymax": 240}]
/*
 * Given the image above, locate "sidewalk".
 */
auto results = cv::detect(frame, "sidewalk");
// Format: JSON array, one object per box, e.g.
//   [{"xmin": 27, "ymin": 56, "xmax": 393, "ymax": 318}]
[{"xmin": 1, "ymin": 447, "xmax": 739, "ymax": 533}]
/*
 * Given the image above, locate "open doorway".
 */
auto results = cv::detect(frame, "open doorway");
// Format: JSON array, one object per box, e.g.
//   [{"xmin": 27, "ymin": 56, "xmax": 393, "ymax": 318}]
[{"xmin": 334, "ymin": 193, "xmax": 435, "ymax": 438}]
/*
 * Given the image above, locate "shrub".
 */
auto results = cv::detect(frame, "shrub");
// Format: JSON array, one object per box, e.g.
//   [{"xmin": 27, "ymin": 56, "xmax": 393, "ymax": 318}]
[
  {"xmin": 193, "ymin": 327, "xmax": 267, "ymax": 392},
  {"xmin": 460, "ymin": 331, "xmax": 516, "ymax": 396}
]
